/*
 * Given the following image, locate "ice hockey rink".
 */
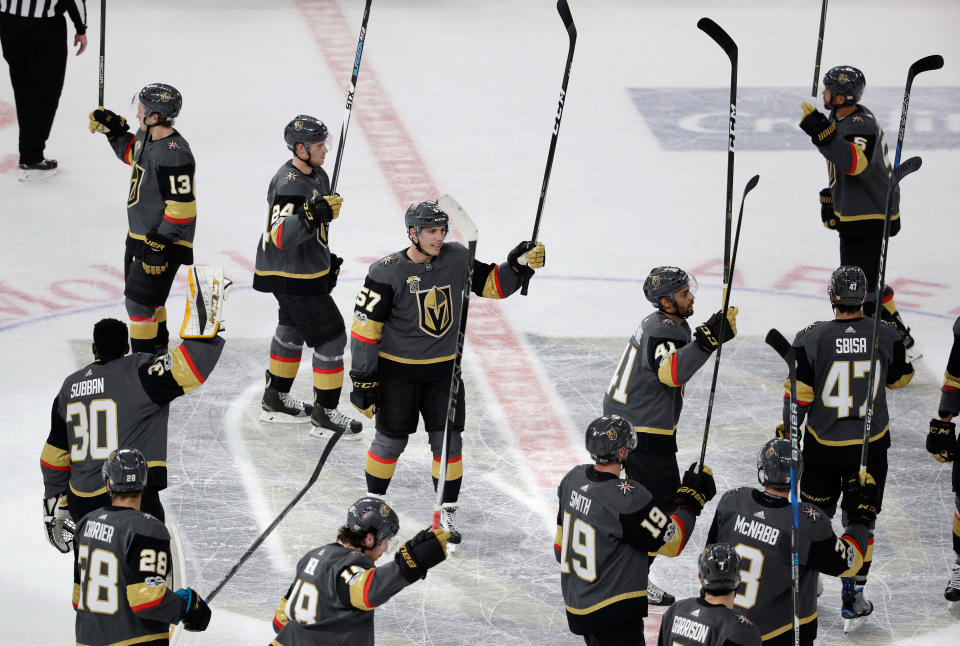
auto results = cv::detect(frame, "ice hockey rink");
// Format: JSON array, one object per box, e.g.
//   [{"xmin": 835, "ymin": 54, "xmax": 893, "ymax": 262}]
[{"xmin": 2, "ymin": 0, "xmax": 960, "ymax": 643}]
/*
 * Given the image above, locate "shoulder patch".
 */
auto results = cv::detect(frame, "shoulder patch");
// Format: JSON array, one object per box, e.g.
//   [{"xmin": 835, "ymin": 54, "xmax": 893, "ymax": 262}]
[
  {"xmin": 380, "ymin": 254, "xmax": 399, "ymax": 266},
  {"xmin": 616, "ymin": 480, "xmax": 635, "ymax": 495},
  {"xmin": 801, "ymin": 503, "xmax": 823, "ymax": 523},
  {"xmin": 735, "ymin": 613, "xmax": 755, "ymax": 626}
]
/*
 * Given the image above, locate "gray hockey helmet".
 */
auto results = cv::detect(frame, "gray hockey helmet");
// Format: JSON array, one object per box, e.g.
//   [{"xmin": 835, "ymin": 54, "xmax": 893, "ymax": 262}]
[
  {"xmin": 698, "ymin": 543, "xmax": 741, "ymax": 593},
  {"xmin": 284, "ymin": 115, "xmax": 328, "ymax": 152},
  {"xmin": 643, "ymin": 266, "xmax": 695, "ymax": 308},
  {"xmin": 823, "ymin": 66, "xmax": 866, "ymax": 104},
  {"xmin": 102, "ymin": 448, "xmax": 148, "ymax": 493},
  {"xmin": 757, "ymin": 438, "xmax": 801, "ymax": 491},
  {"xmin": 585, "ymin": 415, "xmax": 637, "ymax": 464},
  {"xmin": 346, "ymin": 497, "xmax": 400, "ymax": 544},
  {"xmin": 404, "ymin": 200, "xmax": 449, "ymax": 240},
  {"xmin": 828, "ymin": 265, "xmax": 867, "ymax": 308},
  {"xmin": 138, "ymin": 83, "xmax": 182, "ymax": 121}
]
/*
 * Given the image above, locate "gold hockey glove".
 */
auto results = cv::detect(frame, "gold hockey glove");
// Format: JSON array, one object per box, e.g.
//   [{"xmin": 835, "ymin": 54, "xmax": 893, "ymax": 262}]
[
  {"xmin": 89, "ymin": 107, "xmax": 129, "ymax": 137},
  {"xmin": 799, "ymin": 102, "xmax": 837, "ymax": 145}
]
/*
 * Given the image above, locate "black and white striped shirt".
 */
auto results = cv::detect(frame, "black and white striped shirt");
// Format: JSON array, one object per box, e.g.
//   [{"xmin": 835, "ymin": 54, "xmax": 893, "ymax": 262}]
[{"xmin": 0, "ymin": 0, "xmax": 87, "ymax": 34}]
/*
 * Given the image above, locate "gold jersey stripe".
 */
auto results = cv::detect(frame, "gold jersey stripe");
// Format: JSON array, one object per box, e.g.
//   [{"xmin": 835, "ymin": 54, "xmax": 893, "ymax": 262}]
[
  {"xmin": 944, "ymin": 371, "xmax": 960, "ymax": 390},
  {"xmin": 313, "ymin": 369, "xmax": 344, "ymax": 391},
  {"xmin": 565, "ymin": 590, "xmax": 646, "ymax": 615},
  {"xmin": 41, "ymin": 443, "xmax": 70, "ymax": 468},
  {"xmin": 481, "ymin": 268, "xmax": 505, "ymax": 299},
  {"xmin": 129, "ymin": 319, "xmax": 159, "ymax": 340},
  {"xmin": 347, "ymin": 568, "xmax": 376, "ymax": 611},
  {"xmin": 432, "ymin": 457, "xmax": 463, "ymax": 481},
  {"xmin": 888, "ymin": 369, "xmax": 914, "ymax": 390},
  {"xmin": 254, "ymin": 267, "xmax": 330, "ymax": 279},
  {"xmin": 634, "ymin": 425, "xmax": 676, "ymax": 436},
  {"xmin": 783, "ymin": 379, "xmax": 815, "ymax": 403},
  {"xmin": 163, "ymin": 199, "xmax": 197, "ymax": 223},
  {"xmin": 351, "ymin": 318, "xmax": 385, "ymax": 342},
  {"xmin": 127, "ymin": 231, "xmax": 193, "ymax": 248},
  {"xmin": 835, "ymin": 211, "xmax": 900, "ymax": 223},
  {"xmin": 378, "ymin": 351, "xmax": 456, "ymax": 365},
  {"xmin": 761, "ymin": 612, "xmax": 818, "ymax": 640},
  {"xmin": 805, "ymin": 423, "xmax": 889, "ymax": 446},
  {"xmin": 127, "ymin": 581, "xmax": 167, "ymax": 608},
  {"xmin": 170, "ymin": 346, "xmax": 204, "ymax": 392},
  {"xmin": 273, "ymin": 597, "xmax": 289, "ymax": 630},
  {"xmin": 269, "ymin": 357, "xmax": 300, "ymax": 379},
  {"xmin": 366, "ymin": 453, "xmax": 398, "ymax": 480},
  {"xmin": 70, "ymin": 482, "xmax": 108, "ymax": 497}
]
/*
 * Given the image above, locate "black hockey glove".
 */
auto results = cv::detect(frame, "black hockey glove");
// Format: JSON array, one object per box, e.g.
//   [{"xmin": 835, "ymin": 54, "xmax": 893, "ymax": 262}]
[
  {"xmin": 327, "ymin": 253, "xmax": 343, "ymax": 293},
  {"xmin": 694, "ymin": 307, "xmax": 739, "ymax": 353},
  {"xmin": 819, "ymin": 188, "xmax": 837, "ymax": 229},
  {"xmin": 775, "ymin": 423, "xmax": 802, "ymax": 443},
  {"xmin": 394, "ymin": 529, "xmax": 450, "ymax": 583},
  {"xmin": 43, "ymin": 494, "xmax": 74, "ymax": 554},
  {"xmin": 507, "ymin": 240, "xmax": 545, "ymax": 274},
  {"xmin": 176, "ymin": 587, "xmax": 211, "ymax": 632},
  {"xmin": 927, "ymin": 419, "xmax": 958, "ymax": 463},
  {"xmin": 841, "ymin": 471, "xmax": 880, "ymax": 526},
  {"xmin": 301, "ymin": 191, "xmax": 343, "ymax": 228},
  {"xmin": 799, "ymin": 102, "xmax": 837, "ymax": 146},
  {"xmin": 88, "ymin": 107, "xmax": 130, "ymax": 138},
  {"xmin": 141, "ymin": 232, "xmax": 171, "ymax": 276},
  {"xmin": 674, "ymin": 463, "xmax": 716, "ymax": 516},
  {"xmin": 349, "ymin": 371, "xmax": 378, "ymax": 419}
]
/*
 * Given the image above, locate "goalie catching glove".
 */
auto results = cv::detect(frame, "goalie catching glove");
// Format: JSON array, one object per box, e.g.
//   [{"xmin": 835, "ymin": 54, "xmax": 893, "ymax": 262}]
[
  {"xmin": 674, "ymin": 463, "xmax": 716, "ymax": 515},
  {"xmin": 180, "ymin": 266, "xmax": 232, "ymax": 339},
  {"xmin": 349, "ymin": 371, "xmax": 378, "ymax": 418},
  {"xmin": 88, "ymin": 107, "xmax": 130, "ymax": 138},
  {"xmin": 927, "ymin": 419, "xmax": 957, "ymax": 463},
  {"xmin": 43, "ymin": 494, "xmax": 74, "ymax": 554},
  {"xmin": 694, "ymin": 307, "xmax": 738, "ymax": 352},
  {"xmin": 799, "ymin": 102, "xmax": 837, "ymax": 146},
  {"xmin": 394, "ymin": 529, "xmax": 450, "ymax": 583}
]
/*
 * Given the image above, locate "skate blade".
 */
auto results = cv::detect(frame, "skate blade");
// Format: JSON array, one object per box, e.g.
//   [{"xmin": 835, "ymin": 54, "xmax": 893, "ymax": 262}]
[
  {"xmin": 907, "ymin": 349, "xmax": 923, "ymax": 362},
  {"xmin": 18, "ymin": 168, "xmax": 57, "ymax": 181},
  {"xmin": 260, "ymin": 410, "xmax": 312, "ymax": 424},
  {"xmin": 842, "ymin": 615, "xmax": 869, "ymax": 634},
  {"xmin": 309, "ymin": 427, "xmax": 363, "ymax": 440}
]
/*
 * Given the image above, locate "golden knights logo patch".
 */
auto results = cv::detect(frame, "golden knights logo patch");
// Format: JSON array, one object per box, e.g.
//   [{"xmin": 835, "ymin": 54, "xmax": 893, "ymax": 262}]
[{"xmin": 415, "ymin": 284, "xmax": 453, "ymax": 338}]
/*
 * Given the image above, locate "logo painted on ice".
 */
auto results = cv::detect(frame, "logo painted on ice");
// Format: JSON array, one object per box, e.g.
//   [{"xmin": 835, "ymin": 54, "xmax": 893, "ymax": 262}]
[{"xmin": 627, "ymin": 87, "xmax": 960, "ymax": 151}]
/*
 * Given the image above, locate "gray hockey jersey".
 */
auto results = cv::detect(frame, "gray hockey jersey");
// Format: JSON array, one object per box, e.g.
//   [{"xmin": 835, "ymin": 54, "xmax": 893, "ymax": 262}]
[
  {"xmin": 350, "ymin": 243, "xmax": 523, "ymax": 382},
  {"xmin": 41, "ymin": 337, "xmax": 224, "ymax": 497},
  {"xmin": 109, "ymin": 128, "xmax": 196, "ymax": 264},
  {"xmin": 786, "ymin": 317, "xmax": 913, "ymax": 457},
  {"xmin": 253, "ymin": 161, "xmax": 335, "ymax": 295},
  {"xmin": 555, "ymin": 464, "xmax": 698, "ymax": 635},
  {"xmin": 74, "ymin": 506, "xmax": 185, "ymax": 645},
  {"xmin": 658, "ymin": 597, "xmax": 762, "ymax": 646},
  {"xmin": 818, "ymin": 104, "xmax": 898, "ymax": 238},
  {"xmin": 271, "ymin": 542, "xmax": 415, "ymax": 646},
  {"xmin": 707, "ymin": 487, "xmax": 868, "ymax": 644},
  {"xmin": 603, "ymin": 311, "xmax": 711, "ymax": 452},
  {"xmin": 938, "ymin": 316, "xmax": 960, "ymax": 417}
]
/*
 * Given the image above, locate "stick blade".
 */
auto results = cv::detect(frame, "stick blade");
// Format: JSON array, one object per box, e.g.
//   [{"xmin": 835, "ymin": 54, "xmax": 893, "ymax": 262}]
[
  {"xmin": 893, "ymin": 156, "xmax": 922, "ymax": 184},
  {"xmin": 910, "ymin": 54, "xmax": 944, "ymax": 76},
  {"xmin": 697, "ymin": 17, "xmax": 737, "ymax": 60},
  {"xmin": 765, "ymin": 328, "xmax": 792, "ymax": 359},
  {"xmin": 437, "ymin": 194, "xmax": 478, "ymax": 242},
  {"xmin": 744, "ymin": 174, "xmax": 760, "ymax": 194}
]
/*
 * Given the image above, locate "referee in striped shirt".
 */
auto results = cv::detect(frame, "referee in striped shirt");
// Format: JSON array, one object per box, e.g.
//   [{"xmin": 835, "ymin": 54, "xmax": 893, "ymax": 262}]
[{"xmin": 1, "ymin": 0, "xmax": 87, "ymax": 181}]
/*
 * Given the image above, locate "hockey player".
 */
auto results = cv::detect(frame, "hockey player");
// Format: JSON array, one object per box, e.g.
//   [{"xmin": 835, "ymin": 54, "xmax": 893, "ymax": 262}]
[
  {"xmin": 555, "ymin": 415, "xmax": 716, "ymax": 645},
  {"xmin": 799, "ymin": 65, "xmax": 914, "ymax": 348},
  {"xmin": 657, "ymin": 543, "xmax": 762, "ymax": 646},
  {"xmin": 707, "ymin": 439, "xmax": 876, "ymax": 642},
  {"xmin": 253, "ymin": 114, "xmax": 362, "ymax": 438},
  {"xmin": 89, "ymin": 84, "xmax": 197, "ymax": 354},
  {"xmin": 926, "ymin": 315, "xmax": 960, "ymax": 601},
  {"xmin": 602, "ymin": 265, "xmax": 738, "ymax": 604},
  {"xmin": 41, "ymin": 267, "xmax": 228, "ymax": 550},
  {"xmin": 349, "ymin": 200, "xmax": 545, "ymax": 543},
  {"xmin": 777, "ymin": 265, "xmax": 912, "ymax": 630},
  {"xmin": 74, "ymin": 448, "xmax": 211, "ymax": 644},
  {"xmin": 271, "ymin": 496, "xmax": 449, "ymax": 644}
]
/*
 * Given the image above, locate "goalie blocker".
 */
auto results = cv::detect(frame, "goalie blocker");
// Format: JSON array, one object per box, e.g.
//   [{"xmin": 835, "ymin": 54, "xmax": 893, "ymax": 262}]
[{"xmin": 180, "ymin": 266, "xmax": 232, "ymax": 338}]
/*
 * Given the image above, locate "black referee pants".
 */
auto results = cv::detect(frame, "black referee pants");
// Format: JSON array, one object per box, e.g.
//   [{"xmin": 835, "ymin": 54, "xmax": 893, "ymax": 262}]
[{"xmin": 0, "ymin": 13, "xmax": 67, "ymax": 164}]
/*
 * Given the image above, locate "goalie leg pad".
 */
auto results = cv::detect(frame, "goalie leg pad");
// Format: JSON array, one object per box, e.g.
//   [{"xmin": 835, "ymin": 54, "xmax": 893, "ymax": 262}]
[{"xmin": 180, "ymin": 266, "xmax": 231, "ymax": 339}]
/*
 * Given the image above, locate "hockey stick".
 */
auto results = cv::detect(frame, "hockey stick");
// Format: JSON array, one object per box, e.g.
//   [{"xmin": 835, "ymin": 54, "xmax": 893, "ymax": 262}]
[
  {"xmin": 98, "ymin": 0, "xmax": 106, "ymax": 106},
  {"xmin": 520, "ymin": 0, "xmax": 576, "ymax": 296},
  {"xmin": 432, "ymin": 194, "xmax": 478, "ymax": 529},
  {"xmin": 859, "ymin": 155, "xmax": 922, "ymax": 472},
  {"xmin": 765, "ymin": 328, "xmax": 802, "ymax": 646},
  {"xmin": 810, "ymin": 0, "xmax": 828, "ymax": 97},
  {"xmin": 697, "ymin": 174, "xmax": 759, "ymax": 470},
  {"xmin": 330, "ymin": 0, "xmax": 372, "ymax": 192},
  {"xmin": 205, "ymin": 429, "xmax": 343, "ymax": 603},
  {"xmin": 697, "ymin": 17, "xmax": 737, "ymax": 284},
  {"xmin": 893, "ymin": 54, "xmax": 942, "ymax": 169}
]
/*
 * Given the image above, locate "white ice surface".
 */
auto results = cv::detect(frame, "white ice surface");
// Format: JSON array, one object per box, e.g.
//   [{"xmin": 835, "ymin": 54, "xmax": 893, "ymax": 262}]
[{"xmin": 2, "ymin": 1, "xmax": 960, "ymax": 644}]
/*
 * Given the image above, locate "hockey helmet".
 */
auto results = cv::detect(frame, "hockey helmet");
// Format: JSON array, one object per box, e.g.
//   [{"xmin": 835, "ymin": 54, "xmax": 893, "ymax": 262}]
[
  {"xmin": 642, "ymin": 266, "xmax": 696, "ymax": 309},
  {"xmin": 284, "ymin": 115, "xmax": 328, "ymax": 152},
  {"xmin": 102, "ymin": 448, "xmax": 148, "ymax": 493},
  {"xmin": 404, "ymin": 200, "xmax": 449, "ymax": 240},
  {"xmin": 698, "ymin": 543, "xmax": 741, "ymax": 593},
  {"xmin": 823, "ymin": 66, "xmax": 866, "ymax": 104},
  {"xmin": 138, "ymin": 83, "xmax": 182, "ymax": 121},
  {"xmin": 757, "ymin": 438, "xmax": 801, "ymax": 491},
  {"xmin": 585, "ymin": 415, "xmax": 637, "ymax": 464},
  {"xmin": 346, "ymin": 497, "xmax": 400, "ymax": 544},
  {"xmin": 828, "ymin": 265, "xmax": 867, "ymax": 308}
]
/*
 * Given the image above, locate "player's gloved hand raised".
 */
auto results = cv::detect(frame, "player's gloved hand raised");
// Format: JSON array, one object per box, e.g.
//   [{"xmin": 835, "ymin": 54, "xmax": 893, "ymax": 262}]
[
  {"xmin": 175, "ymin": 587, "xmax": 211, "ymax": 632},
  {"xmin": 799, "ymin": 102, "xmax": 837, "ymax": 146},
  {"xmin": 301, "ymin": 191, "xmax": 343, "ymax": 229},
  {"xmin": 141, "ymin": 232, "xmax": 171, "ymax": 276},
  {"xmin": 43, "ymin": 494, "xmax": 74, "ymax": 554},
  {"xmin": 394, "ymin": 528, "xmax": 450, "ymax": 583},
  {"xmin": 88, "ymin": 107, "xmax": 130, "ymax": 137},
  {"xmin": 819, "ymin": 188, "xmax": 837, "ymax": 229},
  {"xmin": 927, "ymin": 419, "xmax": 957, "ymax": 463},
  {"xmin": 694, "ymin": 307, "xmax": 738, "ymax": 353},
  {"xmin": 327, "ymin": 253, "xmax": 343, "ymax": 293},
  {"xmin": 508, "ymin": 241, "xmax": 546, "ymax": 277},
  {"xmin": 841, "ymin": 471, "xmax": 880, "ymax": 525},
  {"xmin": 349, "ymin": 371, "xmax": 378, "ymax": 419},
  {"xmin": 674, "ymin": 463, "xmax": 716, "ymax": 515}
]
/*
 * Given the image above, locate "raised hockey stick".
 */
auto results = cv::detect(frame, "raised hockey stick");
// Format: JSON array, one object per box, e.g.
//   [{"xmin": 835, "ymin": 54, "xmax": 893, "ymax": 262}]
[
  {"xmin": 859, "ymin": 156, "xmax": 922, "ymax": 472},
  {"xmin": 765, "ymin": 328, "xmax": 802, "ymax": 646},
  {"xmin": 697, "ymin": 17, "xmax": 737, "ymax": 284},
  {"xmin": 810, "ymin": 0, "xmax": 828, "ymax": 97},
  {"xmin": 521, "ymin": 0, "xmax": 576, "ymax": 296},
  {"xmin": 893, "ymin": 55, "xmax": 943, "ymax": 168},
  {"xmin": 330, "ymin": 0, "xmax": 373, "ymax": 193},
  {"xmin": 205, "ymin": 429, "xmax": 343, "ymax": 603},
  {"xmin": 432, "ymin": 194, "xmax": 478, "ymax": 529},
  {"xmin": 98, "ymin": 0, "xmax": 106, "ymax": 105},
  {"xmin": 697, "ymin": 174, "xmax": 759, "ymax": 470}
]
